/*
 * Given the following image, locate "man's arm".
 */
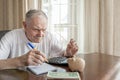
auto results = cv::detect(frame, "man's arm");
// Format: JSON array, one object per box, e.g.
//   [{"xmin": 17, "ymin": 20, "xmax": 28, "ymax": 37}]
[
  {"xmin": 0, "ymin": 57, "xmax": 24, "ymax": 70},
  {"xmin": 0, "ymin": 49, "xmax": 47, "ymax": 70}
]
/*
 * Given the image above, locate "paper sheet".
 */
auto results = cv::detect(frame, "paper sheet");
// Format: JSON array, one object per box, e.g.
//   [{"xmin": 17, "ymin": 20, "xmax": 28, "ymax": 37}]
[{"xmin": 27, "ymin": 63, "xmax": 57, "ymax": 75}]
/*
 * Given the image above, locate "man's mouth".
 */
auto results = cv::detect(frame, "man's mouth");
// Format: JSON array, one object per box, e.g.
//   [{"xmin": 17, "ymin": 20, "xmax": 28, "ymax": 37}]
[{"xmin": 35, "ymin": 37, "xmax": 42, "ymax": 41}]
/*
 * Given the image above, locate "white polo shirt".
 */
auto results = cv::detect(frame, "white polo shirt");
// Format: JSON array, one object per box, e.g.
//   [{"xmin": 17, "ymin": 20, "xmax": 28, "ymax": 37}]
[{"xmin": 0, "ymin": 28, "xmax": 65, "ymax": 59}]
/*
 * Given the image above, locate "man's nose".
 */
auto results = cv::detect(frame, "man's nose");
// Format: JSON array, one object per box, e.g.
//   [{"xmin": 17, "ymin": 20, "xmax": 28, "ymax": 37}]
[{"xmin": 38, "ymin": 30, "xmax": 44, "ymax": 37}]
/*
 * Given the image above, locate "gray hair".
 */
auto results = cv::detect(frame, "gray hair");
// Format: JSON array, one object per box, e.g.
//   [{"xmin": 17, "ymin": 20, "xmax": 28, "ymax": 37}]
[{"xmin": 25, "ymin": 9, "xmax": 48, "ymax": 24}]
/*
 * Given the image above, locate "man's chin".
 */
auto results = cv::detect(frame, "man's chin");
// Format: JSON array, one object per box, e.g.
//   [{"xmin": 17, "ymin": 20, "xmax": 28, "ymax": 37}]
[{"xmin": 34, "ymin": 38, "xmax": 42, "ymax": 43}]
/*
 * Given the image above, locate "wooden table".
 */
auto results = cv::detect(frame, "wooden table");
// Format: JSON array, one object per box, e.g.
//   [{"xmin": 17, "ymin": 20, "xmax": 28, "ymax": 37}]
[{"xmin": 0, "ymin": 53, "xmax": 120, "ymax": 80}]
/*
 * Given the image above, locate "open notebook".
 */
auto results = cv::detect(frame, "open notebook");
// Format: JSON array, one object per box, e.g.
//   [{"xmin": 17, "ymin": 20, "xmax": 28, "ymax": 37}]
[{"xmin": 27, "ymin": 63, "xmax": 57, "ymax": 75}]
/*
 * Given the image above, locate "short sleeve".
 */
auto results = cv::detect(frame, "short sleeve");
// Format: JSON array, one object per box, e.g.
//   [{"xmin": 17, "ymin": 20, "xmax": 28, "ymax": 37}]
[{"xmin": 0, "ymin": 32, "xmax": 11, "ymax": 59}]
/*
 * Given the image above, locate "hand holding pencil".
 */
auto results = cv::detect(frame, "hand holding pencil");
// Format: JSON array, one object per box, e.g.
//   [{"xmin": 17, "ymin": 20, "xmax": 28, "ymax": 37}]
[{"xmin": 27, "ymin": 42, "xmax": 48, "ymax": 65}]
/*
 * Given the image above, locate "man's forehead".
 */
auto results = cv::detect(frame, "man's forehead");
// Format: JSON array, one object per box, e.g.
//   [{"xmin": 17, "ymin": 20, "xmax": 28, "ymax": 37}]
[
  {"xmin": 32, "ymin": 15, "xmax": 47, "ymax": 21},
  {"xmin": 33, "ymin": 26, "xmax": 47, "ymax": 30}
]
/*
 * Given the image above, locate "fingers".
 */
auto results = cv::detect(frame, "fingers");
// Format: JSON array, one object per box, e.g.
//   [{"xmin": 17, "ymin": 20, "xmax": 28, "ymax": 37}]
[
  {"xmin": 70, "ymin": 39, "xmax": 77, "ymax": 46},
  {"xmin": 68, "ymin": 39, "xmax": 78, "ymax": 50},
  {"xmin": 33, "ymin": 50, "xmax": 45, "ymax": 60},
  {"xmin": 27, "ymin": 50, "xmax": 46, "ymax": 66},
  {"xmin": 66, "ymin": 39, "xmax": 78, "ymax": 56},
  {"xmin": 30, "ymin": 55, "xmax": 43, "ymax": 65},
  {"xmin": 34, "ymin": 50, "xmax": 48, "ymax": 62}
]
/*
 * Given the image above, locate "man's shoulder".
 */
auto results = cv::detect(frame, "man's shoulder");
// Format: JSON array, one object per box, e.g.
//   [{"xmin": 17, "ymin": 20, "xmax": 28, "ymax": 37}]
[
  {"xmin": 10, "ymin": 28, "xmax": 23, "ymax": 33},
  {"xmin": 2, "ymin": 28, "xmax": 24, "ymax": 39}
]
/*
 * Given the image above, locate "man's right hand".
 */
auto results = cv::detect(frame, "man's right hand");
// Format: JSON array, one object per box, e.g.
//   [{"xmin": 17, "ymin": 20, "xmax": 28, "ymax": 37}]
[{"xmin": 19, "ymin": 49, "xmax": 46, "ymax": 66}]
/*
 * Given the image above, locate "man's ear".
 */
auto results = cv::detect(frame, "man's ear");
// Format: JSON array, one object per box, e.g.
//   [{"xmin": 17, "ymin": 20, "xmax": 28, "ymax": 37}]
[{"xmin": 23, "ymin": 21, "xmax": 27, "ymax": 29}]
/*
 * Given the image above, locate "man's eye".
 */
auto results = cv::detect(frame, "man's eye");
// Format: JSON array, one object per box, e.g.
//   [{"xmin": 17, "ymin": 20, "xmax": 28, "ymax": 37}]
[
  {"xmin": 32, "ymin": 29, "xmax": 46, "ymax": 32},
  {"xmin": 33, "ymin": 29, "xmax": 38, "ymax": 31}
]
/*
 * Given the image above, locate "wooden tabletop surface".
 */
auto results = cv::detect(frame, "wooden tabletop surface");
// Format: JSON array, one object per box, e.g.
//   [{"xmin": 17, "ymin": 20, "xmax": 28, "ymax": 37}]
[{"xmin": 0, "ymin": 53, "xmax": 120, "ymax": 80}]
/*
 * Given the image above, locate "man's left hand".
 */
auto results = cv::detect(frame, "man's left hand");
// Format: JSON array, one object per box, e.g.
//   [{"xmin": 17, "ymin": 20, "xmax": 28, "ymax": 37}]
[{"xmin": 65, "ymin": 39, "xmax": 78, "ymax": 57}]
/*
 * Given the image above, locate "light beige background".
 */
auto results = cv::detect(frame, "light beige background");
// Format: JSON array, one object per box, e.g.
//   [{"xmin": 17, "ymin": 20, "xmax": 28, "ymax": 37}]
[{"xmin": 0, "ymin": 0, "xmax": 120, "ymax": 56}]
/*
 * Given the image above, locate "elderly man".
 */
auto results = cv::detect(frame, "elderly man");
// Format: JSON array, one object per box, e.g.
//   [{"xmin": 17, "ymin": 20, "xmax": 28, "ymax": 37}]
[{"xmin": 0, "ymin": 9, "xmax": 78, "ymax": 70}]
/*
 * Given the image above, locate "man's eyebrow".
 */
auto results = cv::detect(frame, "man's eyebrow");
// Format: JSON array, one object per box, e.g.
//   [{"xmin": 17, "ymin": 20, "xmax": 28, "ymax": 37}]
[{"xmin": 33, "ymin": 26, "xmax": 47, "ymax": 30}]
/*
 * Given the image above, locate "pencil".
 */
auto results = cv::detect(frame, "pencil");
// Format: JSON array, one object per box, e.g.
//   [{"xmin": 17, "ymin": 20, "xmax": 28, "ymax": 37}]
[{"xmin": 27, "ymin": 42, "xmax": 48, "ymax": 62}]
